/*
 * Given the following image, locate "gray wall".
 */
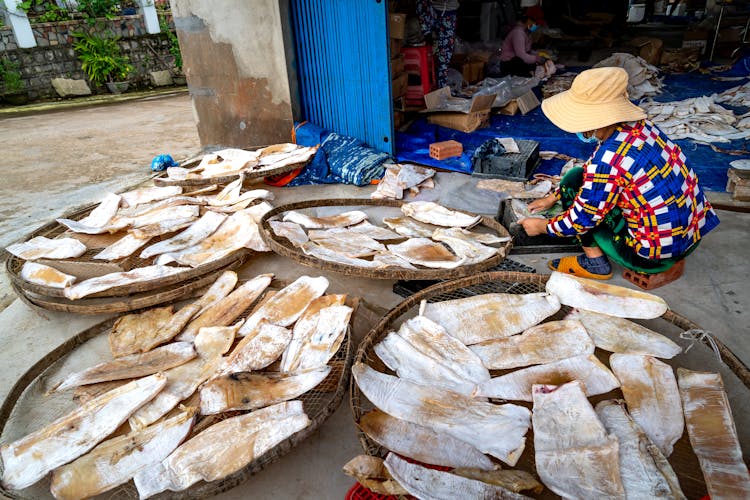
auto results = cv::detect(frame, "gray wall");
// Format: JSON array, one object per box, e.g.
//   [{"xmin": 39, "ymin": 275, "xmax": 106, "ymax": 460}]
[{"xmin": 170, "ymin": 0, "xmax": 295, "ymax": 149}]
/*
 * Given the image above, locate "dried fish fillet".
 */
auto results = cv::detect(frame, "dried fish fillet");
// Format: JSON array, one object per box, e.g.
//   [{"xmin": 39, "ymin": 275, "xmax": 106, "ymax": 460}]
[
  {"xmin": 282, "ymin": 210, "xmax": 368, "ymax": 229},
  {"xmin": 129, "ymin": 217, "xmax": 195, "ymax": 239},
  {"xmin": 7, "ymin": 236, "xmax": 86, "ymax": 260},
  {"xmin": 353, "ymin": 363, "xmax": 530, "ymax": 466},
  {"xmin": 401, "ymin": 201, "xmax": 481, "ymax": 228},
  {"xmin": 299, "ymin": 241, "xmax": 383, "ymax": 268},
  {"xmin": 239, "ymin": 275, "xmax": 329, "ymax": 336},
  {"xmin": 371, "ymin": 251, "xmax": 418, "ymax": 269},
  {"xmin": 258, "ymin": 145, "xmax": 317, "ymax": 167},
  {"xmin": 470, "ymin": 319, "xmax": 594, "ymax": 370},
  {"xmin": 134, "ymin": 401, "xmax": 310, "ymax": 498},
  {"xmin": 546, "ymin": 271, "xmax": 668, "ymax": 319},
  {"xmin": 358, "ymin": 409, "xmax": 495, "ymax": 470},
  {"xmin": 384, "ymin": 453, "xmax": 529, "ymax": 500},
  {"xmin": 56, "ymin": 193, "xmax": 122, "ymax": 233},
  {"xmin": 72, "ymin": 380, "xmax": 129, "ymax": 405},
  {"xmin": 452, "ymin": 468, "xmax": 543, "ymax": 494},
  {"xmin": 476, "ymin": 178, "xmax": 552, "ymax": 198},
  {"xmin": 49, "ymin": 409, "xmax": 195, "ymax": 500},
  {"xmin": 120, "ymin": 186, "xmax": 183, "ymax": 208},
  {"xmin": 93, "ymin": 232, "xmax": 152, "ymax": 260},
  {"xmin": 348, "ymin": 221, "xmax": 403, "ymax": 240},
  {"xmin": 0, "ymin": 374, "xmax": 167, "ymax": 490},
  {"xmin": 129, "ymin": 326, "xmax": 236, "ymax": 429},
  {"xmin": 677, "ymin": 369, "xmax": 750, "ymax": 500},
  {"xmin": 156, "ymin": 212, "xmax": 264, "ymax": 268},
  {"xmin": 532, "ymin": 381, "xmax": 626, "ymax": 499},
  {"xmin": 279, "ymin": 304, "xmax": 351, "ymax": 374},
  {"xmin": 610, "ymin": 354, "xmax": 683, "ymax": 457},
  {"xmin": 422, "ymin": 292, "xmax": 561, "ymax": 345},
  {"xmin": 596, "ymin": 400, "xmax": 686, "ymax": 500},
  {"xmin": 109, "ymin": 305, "xmax": 175, "ymax": 358},
  {"xmin": 280, "ymin": 295, "xmax": 345, "ymax": 371},
  {"xmin": 200, "ymin": 367, "xmax": 329, "ymax": 414},
  {"xmin": 220, "ymin": 321, "xmax": 292, "ymax": 374},
  {"xmin": 432, "ymin": 226, "xmax": 511, "ymax": 245},
  {"xmin": 177, "ymin": 273, "xmax": 272, "ymax": 342},
  {"xmin": 431, "ymin": 227, "xmax": 500, "ymax": 265},
  {"xmin": 55, "ymin": 342, "xmax": 196, "ymax": 391},
  {"xmin": 140, "ymin": 211, "xmax": 226, "ymax": 258},
  {"xmin": 20, "ymin": 262, "xmax": 76, "ymax": 288},
  {"xmin": 342, "ymin": 455, "xmax": 408, "ymax": 496},
  {"xmin": 309, "ymin": 228, "xmax": 384, "ymax": 253},
  {"xmin": 206, "ymin": 188, "xmax": 273, "ymax": 207},
  {"xmin": 475, "ymin": 354, "xmax": 620, "ymax": 401},
  {"xmin": 270, "ymin": 220, "xmax": 308, "ymax": 246},
  {"xmin": 567, "ymin": 309, "xmax": 681, "ymax": 358},
  {"xmin": 387, "ymin": 238, "xmax": 465, "ymax": 269},
  {"xmin": 63, "ymin": 265, "xmax": 191, "ymax": 300},
  {"xmin": 383, "ymin": 215, "xmax": 440, "ymax": 237}
]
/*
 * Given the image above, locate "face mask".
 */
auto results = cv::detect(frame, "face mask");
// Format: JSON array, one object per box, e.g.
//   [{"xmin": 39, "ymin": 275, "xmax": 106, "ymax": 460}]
[
  {"xmin": 529, "ymin": 24, "xmax": 539, "ymax": 32},
  {"xmin": 576, "ymin": 132, "xmax": 599, "ymax": 143}
]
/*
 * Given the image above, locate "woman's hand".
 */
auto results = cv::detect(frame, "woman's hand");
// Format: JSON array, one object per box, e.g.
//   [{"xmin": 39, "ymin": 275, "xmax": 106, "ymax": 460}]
[
  {"xmin": 527, "ymin": 194, "xmax": 557, "ymax": 214},
  {"xmin": 519, "ymin": 217, "xmax": 548, "ymax": 236}
]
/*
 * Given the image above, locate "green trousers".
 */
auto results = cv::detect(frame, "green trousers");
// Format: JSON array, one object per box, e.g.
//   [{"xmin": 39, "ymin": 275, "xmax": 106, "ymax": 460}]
[{"xmin": 558, "ymin": 167, "xmax": 692, "ymax": 274}]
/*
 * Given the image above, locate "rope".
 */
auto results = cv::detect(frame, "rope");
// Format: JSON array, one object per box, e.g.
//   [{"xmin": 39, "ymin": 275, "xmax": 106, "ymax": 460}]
[{"xmin": 680, "ymin": 328, "xmax": 722, "ymax": 362}]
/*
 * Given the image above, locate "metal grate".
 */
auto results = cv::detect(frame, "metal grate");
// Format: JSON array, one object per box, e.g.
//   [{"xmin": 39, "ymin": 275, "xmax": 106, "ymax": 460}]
[{"xmin": 392, "ymin": 259, "xmax": 536, "ymax": 298}]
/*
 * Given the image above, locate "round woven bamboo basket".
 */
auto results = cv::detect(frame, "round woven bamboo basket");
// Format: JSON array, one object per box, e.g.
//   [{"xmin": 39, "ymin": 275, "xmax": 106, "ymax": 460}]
[
  {"xmin": 153, "ymin": 157, "xmax": 312, "ymax": 187},
  {"xmin": 349, "ymin": 271, "xmax": 750, "ymax": 499},
  {"xmin": 0, "ymin": 280, "xmax": 361, "ymax": 499},
  {"xmin": 260, "ymin": 198, "xmax": 513, "ymax": 281}
]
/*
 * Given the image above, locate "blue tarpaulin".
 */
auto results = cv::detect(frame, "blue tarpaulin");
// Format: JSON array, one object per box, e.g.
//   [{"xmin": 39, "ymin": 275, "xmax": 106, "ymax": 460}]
[{"xmin": 394, "ymin": 71, "xmax": 750, "ymax": 191}]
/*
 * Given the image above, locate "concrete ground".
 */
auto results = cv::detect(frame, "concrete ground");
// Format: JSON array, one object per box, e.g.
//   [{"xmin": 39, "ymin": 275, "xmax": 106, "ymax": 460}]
[{"xmin": 0, "ymin": 94, "xmax": 748, "ymax": 499}]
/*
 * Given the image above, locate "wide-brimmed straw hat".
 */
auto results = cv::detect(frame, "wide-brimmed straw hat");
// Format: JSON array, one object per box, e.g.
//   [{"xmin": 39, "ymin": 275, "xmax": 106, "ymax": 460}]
[{"xmin": 541, "ymin": 67, "xmax": 646, "ymax": 133}]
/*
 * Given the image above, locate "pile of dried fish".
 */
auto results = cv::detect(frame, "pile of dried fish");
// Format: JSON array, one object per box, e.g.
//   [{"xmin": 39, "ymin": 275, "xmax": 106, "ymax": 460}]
[
  {"xmin": 541, "ymin": 71, "xmax": 577, "ymax": 98},
  {"xmin": 715, "ymin": 81, "xmax": 750, "ymax": 107},
  {"xmin": 371, "ymin": 163, "xmax": 435, "ymax": 200},
  {"xmin": 269, "ymin": 201, "xmax": 510, "ymax": 271},
  {"xmin": 8, "ymin": 180, "xmax": 274, "ymax": 299},
  {"xmin": 641, "ymin": 95, "xmax": 750, "ymax": 144},
  {"xmin": 1, "ymin": 271, "xmax": 353, "ymax": 498},
  {"xmin": 348, "ymin": 272, "xmax": 750, "ymax": 499},
  {"xmin": 593, "ymin": 53, "xmax": 663, "ymax": 99},
  {"xmin": 476, "ymin": 178, "xmax": 552, "ymax": 199},
  {"xmin": 166, "ymin": 144, "xmax": 318, "ymax": 181}
]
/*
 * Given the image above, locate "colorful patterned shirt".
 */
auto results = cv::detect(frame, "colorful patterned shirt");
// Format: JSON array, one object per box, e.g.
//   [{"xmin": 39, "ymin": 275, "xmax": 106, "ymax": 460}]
[{"xmin": 547, "ymin": 120, "xmax": 720, "ymax": 260}]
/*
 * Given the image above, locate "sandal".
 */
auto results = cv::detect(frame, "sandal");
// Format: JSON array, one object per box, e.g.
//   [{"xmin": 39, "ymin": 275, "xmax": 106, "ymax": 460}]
[{"xmin": 548, "ymin": 255, "xmax": 613, "ymax": 280}]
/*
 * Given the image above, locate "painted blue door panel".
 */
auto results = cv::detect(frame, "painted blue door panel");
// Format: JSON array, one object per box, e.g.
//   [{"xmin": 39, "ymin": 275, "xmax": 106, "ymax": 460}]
[{"xmin": 291, "ymin": 0, "xmax": 393, "ymax": 154}]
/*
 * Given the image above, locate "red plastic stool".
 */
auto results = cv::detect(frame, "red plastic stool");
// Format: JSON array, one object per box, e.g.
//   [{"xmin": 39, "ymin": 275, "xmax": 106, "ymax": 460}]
[
  {"xmin": 622, "ymin": 259, "xmax": 686, "ymax": 290},
  {"xmin": 401, "ymin": 46, "xmax": 435, "ymax": 107}
]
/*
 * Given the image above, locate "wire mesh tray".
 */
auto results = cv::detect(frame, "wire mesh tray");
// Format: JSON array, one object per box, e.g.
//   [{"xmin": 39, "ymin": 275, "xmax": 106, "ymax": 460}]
[
  {"xmin": 0, "ymin": 279, "xmax": 359, "ymax": 499},
  {"xmin": 349, "ymin": 271, "xmax": 750, "ymax": 499},
  {"xmin": 6, "ymin": 201, "xmax": 253, "ymax": 301},
  {"xmin": 259, "ymin": 198, "xmax": 513, "ymax": 281}
]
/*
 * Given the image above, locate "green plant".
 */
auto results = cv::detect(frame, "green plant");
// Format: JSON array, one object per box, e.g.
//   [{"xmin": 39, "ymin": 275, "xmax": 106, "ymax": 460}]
[
  {"xmin": 72, "ymin": 31, "xmax": 133, "ymax": 84},
  {"xmin": 16, "ymin": 1, "xmax": 71, "ymax": 22},
  {"xmin": 76, "ymin": 0, "xmax": 119, "ymax": 23},
  {"xmin": 159, "ymin": 14, "xmax": 181, "ymax": 70},
  {"xmin": 0, "ymin": 58, "xmax": 24, "ymax": 94}
]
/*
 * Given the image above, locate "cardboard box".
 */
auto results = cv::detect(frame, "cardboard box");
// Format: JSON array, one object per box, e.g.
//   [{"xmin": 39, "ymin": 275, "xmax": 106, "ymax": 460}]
[
  {"xmin": 498, "ymin": 90, "xmax": 540, "ymax": 116},
  {"xmin": 427, "ymin": 111, "xmax": 490, "ymax": 133},
  {"xmin": 461, "ymin": 60, "xmax": 485, "ymax": 84},
  {"xmin": 682, "ymin": 29, "xmax": 708, "ymax": 54},
  {"xmin": 389, "ymin": 38, "xmax": 402, "ymax": 58},
  {"xmin": 389, "ymin": 13, "xmax": 406, "ymax": 40},
  {"xmin": 390, "ymin": 54, "xmax": 405, "ymax": 77},
  {"xmin": 392, "ymin": 73, "xmax": 408, "ymax": 99},
  {"xmin": 631, "ymin": 37, "xmax": 663, "ymax": 65}
]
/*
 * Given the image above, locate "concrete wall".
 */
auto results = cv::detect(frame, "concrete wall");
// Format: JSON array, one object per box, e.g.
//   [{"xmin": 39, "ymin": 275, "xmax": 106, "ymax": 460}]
[
  {"xmin": 1, "ymin": 15, "xmax": 178, "ymax": 100},
  {"xmin": 170, "ymin": 0, "xmax": 294, "ymax": 149}
]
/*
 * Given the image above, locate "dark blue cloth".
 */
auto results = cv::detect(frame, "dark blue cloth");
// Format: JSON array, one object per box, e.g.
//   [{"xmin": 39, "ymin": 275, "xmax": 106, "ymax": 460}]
[{"xmin": 289, "ymin": 123, "xmax": 389, "ymax": 186}]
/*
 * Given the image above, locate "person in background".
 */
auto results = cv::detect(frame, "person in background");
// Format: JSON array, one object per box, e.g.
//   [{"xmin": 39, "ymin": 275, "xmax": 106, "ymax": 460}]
[
  {"xmin": 499, "ymin": 14, "xmax": 543, "ymax": 77},
  {"xmin": 519, "ymin": 67, "xmax": 719, "ymax": 280},
  {"xmin": 416, "ymin": 0, "xmax": 459, "ymax": 89}
]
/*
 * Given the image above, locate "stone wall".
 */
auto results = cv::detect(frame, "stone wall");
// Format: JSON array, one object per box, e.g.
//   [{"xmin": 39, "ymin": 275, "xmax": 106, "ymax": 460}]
[{"xmin": 1, "ymin": 15, "xmax": 178, "ymax": 101}]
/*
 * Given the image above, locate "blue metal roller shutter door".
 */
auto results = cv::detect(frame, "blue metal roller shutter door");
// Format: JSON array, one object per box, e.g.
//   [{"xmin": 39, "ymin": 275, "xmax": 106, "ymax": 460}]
[{"xmin": 291, "ymin": 0, "xmax": 394, "ymax": 154}]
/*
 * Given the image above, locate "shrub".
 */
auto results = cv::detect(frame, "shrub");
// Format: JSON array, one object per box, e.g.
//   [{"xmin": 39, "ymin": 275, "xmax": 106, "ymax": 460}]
[{"xmin": 72, "ymin": 31, "xmax": 133, "ymax": 85}]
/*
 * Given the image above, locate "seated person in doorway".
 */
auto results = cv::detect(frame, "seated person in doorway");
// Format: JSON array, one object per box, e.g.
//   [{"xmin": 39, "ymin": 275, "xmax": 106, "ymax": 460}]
[
  {"xmin": 519, "ymin": 67, "xmax": 719, "ymax": 280},
  {"xmin": 499, "ymin": 15, "xmax": 543, "ymax": 77},
  {"xmin": 416, "ymin": 0, "xmax": 459, "ymax": 89}
]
